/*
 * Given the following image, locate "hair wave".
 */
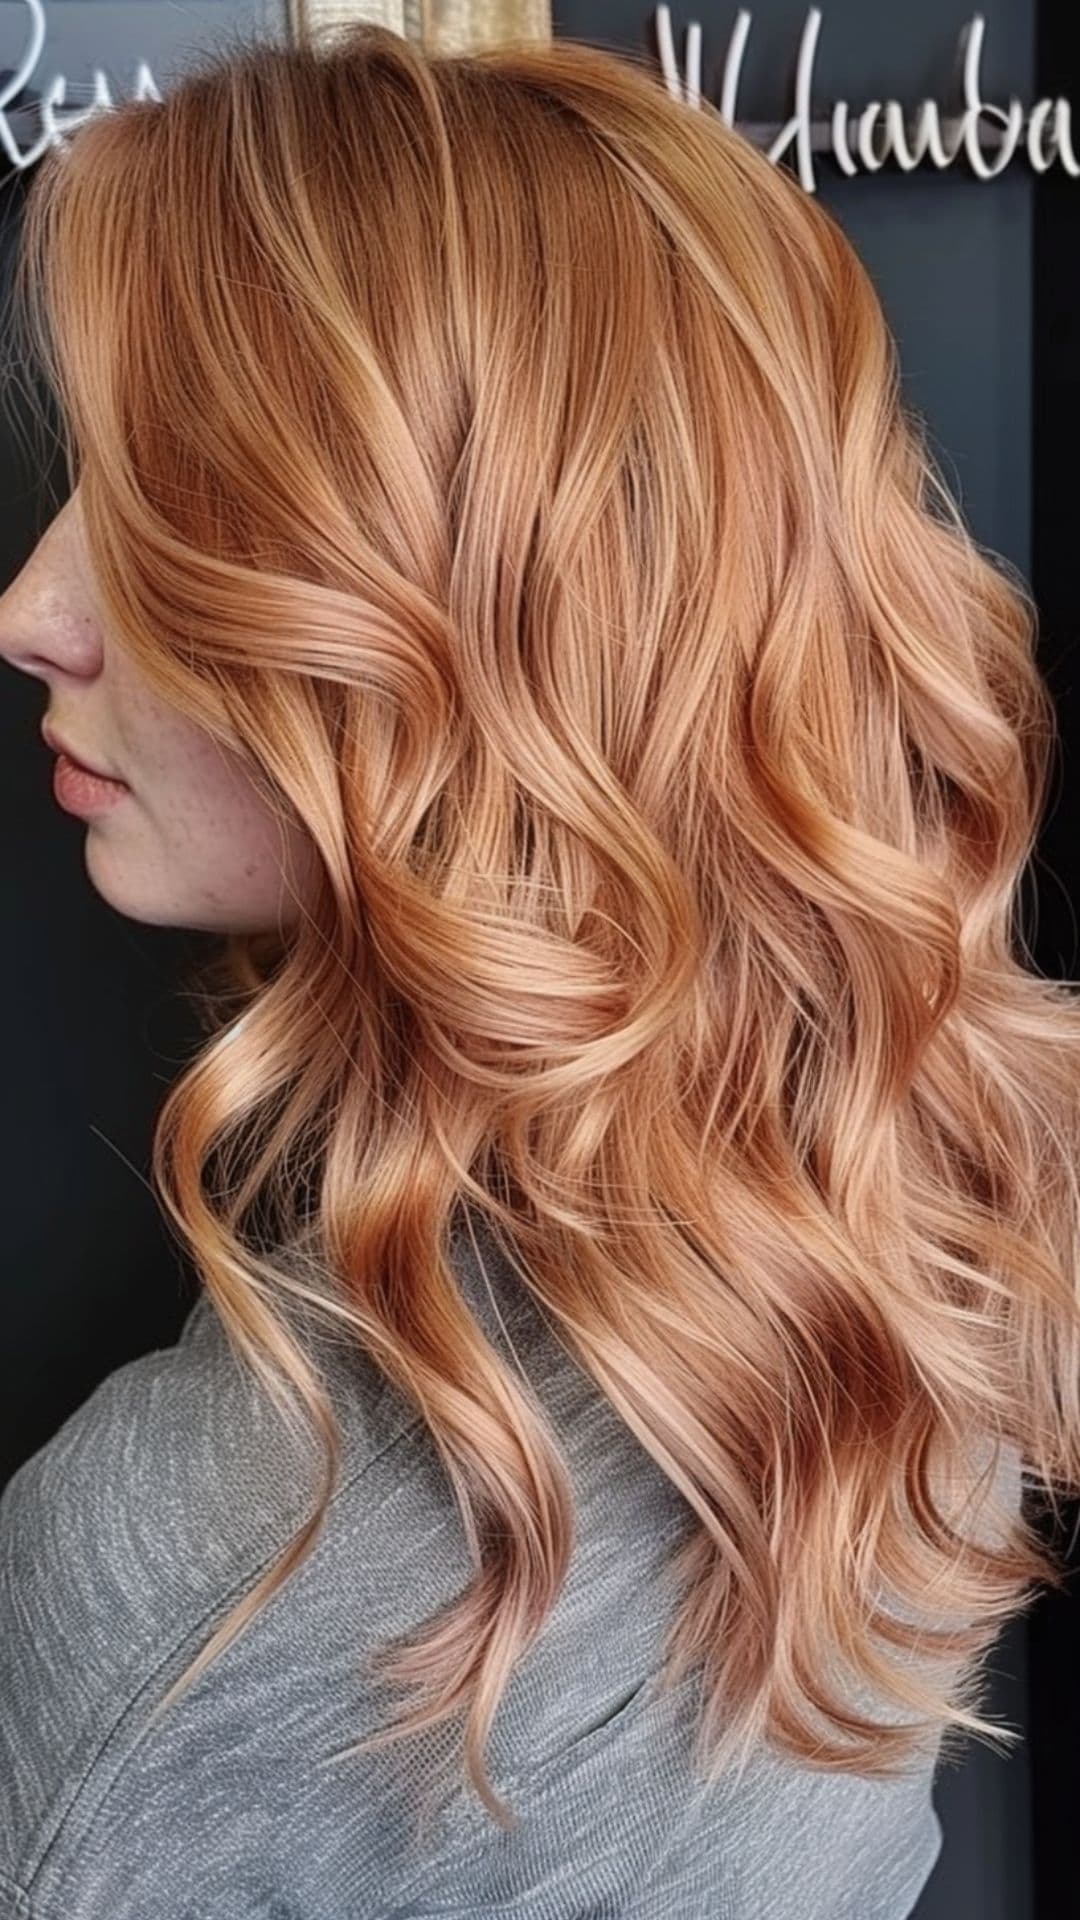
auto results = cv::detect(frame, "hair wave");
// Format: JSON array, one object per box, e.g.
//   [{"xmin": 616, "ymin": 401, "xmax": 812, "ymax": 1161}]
[{"xmin": 7, "ymin": 22, "xmax": 1080, "ymax": 1828}]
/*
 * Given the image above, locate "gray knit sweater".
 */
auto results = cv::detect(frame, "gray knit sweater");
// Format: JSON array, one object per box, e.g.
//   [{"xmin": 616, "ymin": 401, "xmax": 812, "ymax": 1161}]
[{"xmin": 1, "ymin": 1216, "xmax": 1013, "ymax": 1918}]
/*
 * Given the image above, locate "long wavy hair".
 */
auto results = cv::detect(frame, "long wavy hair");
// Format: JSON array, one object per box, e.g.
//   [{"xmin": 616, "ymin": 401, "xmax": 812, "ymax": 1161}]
[{"xmin": 6, "ymin": 21, "xmax": 1080, "ymax": 1829}]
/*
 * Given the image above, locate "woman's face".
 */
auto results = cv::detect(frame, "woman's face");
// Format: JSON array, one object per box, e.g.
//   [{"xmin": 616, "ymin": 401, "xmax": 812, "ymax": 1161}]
[{"xmin": 0, "ymin": 484, "xmax": 320, "ymax": 933}]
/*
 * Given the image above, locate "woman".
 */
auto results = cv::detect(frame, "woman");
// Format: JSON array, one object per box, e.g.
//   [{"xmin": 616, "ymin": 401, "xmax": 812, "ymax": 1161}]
[{"xmin": 0, "ymin": 24, "xmax": 1076, "ymax": 1919}]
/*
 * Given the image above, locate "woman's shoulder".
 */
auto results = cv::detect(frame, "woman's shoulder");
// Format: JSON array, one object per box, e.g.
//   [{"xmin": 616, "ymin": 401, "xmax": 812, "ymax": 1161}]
[
  {"xmin": 0, "ymin": 1212, "xmax": 609, "ymax": 1724},
  {"xmin": 4, "ymin": 1277, "xmax": 398, "ymax": 1545},
  {"xmin": 1, "ymin": 1267, "xmax": 424, "ymax": 1631},
  {"xmin": 0, "ymin": 1266, "xmax": 428, "ymax": 1902}
]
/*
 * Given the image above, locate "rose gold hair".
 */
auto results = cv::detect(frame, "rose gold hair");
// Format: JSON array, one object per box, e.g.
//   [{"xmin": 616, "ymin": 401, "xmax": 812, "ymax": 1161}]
[{"xmin": 7, "ymin": 21, "xmax": 1080, "ymax": 1828}]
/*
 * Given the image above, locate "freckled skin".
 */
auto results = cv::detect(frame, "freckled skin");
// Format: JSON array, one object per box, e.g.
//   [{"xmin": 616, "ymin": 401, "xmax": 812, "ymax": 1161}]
[{"xmin": 0, "ymin": 484, "xmax": 320, "ymax": 934}]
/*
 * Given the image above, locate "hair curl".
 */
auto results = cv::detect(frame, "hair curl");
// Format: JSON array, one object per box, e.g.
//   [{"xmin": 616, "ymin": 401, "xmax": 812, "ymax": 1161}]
[{"xmin": 6, "ymin": 21, "xmax": 1080, "ymax": 1830}]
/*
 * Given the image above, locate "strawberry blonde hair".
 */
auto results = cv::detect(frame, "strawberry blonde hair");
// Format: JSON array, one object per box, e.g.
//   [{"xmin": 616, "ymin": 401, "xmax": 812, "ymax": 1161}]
[{"xmin": 7, "ymin": 21, "xmax": 1080, "ymax": 1829}]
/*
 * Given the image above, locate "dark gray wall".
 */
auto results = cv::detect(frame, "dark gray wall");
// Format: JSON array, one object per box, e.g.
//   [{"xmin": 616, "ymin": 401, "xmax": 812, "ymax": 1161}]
[
  {"xmin": 0, "ymin": 0, "xmax": 282, "ymax": 1475},
  {"xmin": 0, "ymin": 10, "xmax": 290, "ymax": 1470}
]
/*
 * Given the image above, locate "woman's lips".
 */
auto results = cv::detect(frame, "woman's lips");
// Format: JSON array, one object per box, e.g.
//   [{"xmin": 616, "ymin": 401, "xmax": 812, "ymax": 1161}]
[{"xmin": 51, "ymin": 752, "xmax": 131, "ymax": 817}]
